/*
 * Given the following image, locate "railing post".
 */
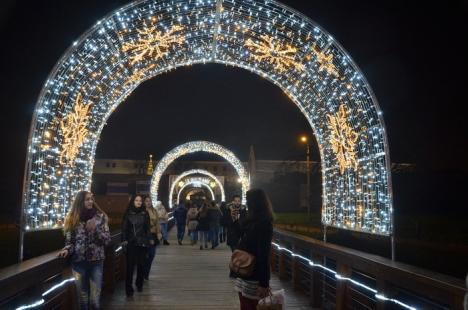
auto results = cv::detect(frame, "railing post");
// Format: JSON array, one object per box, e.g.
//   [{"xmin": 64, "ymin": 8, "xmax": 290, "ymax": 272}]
[
  {"xmin": 291, "ymin": 245, "xmax": 301, "ymax": 290},
  {"xmin": 336, "ymin": 262, "xmax": 351, "ymax": 310},
  {"xmin": 309, "ymin": 252, "xmax": 323, "ymax": 308}
]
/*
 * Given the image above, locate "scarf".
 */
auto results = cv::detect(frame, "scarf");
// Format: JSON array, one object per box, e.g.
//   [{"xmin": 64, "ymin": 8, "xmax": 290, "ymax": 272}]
[{"xmin": 80, "ymin": 207, "xmax": 97, "ymax": 222}]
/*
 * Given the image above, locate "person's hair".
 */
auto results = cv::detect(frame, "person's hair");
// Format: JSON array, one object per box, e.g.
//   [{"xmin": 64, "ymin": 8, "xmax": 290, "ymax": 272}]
[
  {"xmin": 64, "ymin": 191, "xmax": 106, "ymax": 233},
  {"xmin": 127, "ymin": 194, "xmax": 144, "ymax": 211},
  {"xmin": 246, "ymin": 189, "xmax": 274, "ymax": 222},
  {"xmin": 142, "ymin": 195, "xmax": 153, "ymax": 208},
  {"xmin": 232, "ymin": 194, "xmax": 241, "ymax": 200}
]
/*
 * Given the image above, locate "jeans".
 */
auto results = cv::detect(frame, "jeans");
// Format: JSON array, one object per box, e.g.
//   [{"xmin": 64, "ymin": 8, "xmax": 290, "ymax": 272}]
[
  {"xmin": 144, "ymin": 242, "xmax": 157, "ymax": 279},
  {"xmin": 126, "ymin": 244, "xmax": 148, "ymax": 294},
  {"xmin": 209, "ymin": 225, "xmax": 219, "ymax": 247},
  {"xmin": 160, "ymin": 223, "xmax": 168, "ymax": 241},
  {"xmin": 219, "ymin": 225, "xmax": 227, "ymax": 242},
  {"xmin": 72, "ymin": 260, "xmax": 104, "ymax": 310},
  {"xmin": 189, "ymin": 229, "xmax": 198, "ymax": 242},
  {"xmin": 198, "ymin": 230, "xmax": 209, "ymax": 246},
  {"xmin": 176, "ymin": 224, "xmax": 185, "ymax": 241}
]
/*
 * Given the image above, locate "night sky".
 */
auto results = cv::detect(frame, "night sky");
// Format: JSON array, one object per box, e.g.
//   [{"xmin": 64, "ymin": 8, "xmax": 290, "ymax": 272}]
[{"xmin": 0, "ymin": 1, "xmax": 466, "ymax": 217}]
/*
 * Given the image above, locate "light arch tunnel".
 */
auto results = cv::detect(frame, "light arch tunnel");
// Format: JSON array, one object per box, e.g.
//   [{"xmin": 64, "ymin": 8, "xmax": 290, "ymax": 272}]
[
  {"xmin": 22, "ymin": 0, "xmax": 393, "ymax": 235},
  {"xmin": 176, "ymin": 178, "xmax": 216, "ymax": 205},
  {"xmin": 168, "ymin": 169, "xmax": 226, "ymax": 209}
]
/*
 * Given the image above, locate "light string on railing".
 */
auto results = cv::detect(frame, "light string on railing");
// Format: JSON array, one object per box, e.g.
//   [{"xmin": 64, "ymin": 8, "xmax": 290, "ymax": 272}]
[
  {"xmin": 271, "ymin": 242, "xmax": 417, "ymax": 310},
  {"xmin": 15, "ymin": 277, "xmax": 76, "ymax": 310}
]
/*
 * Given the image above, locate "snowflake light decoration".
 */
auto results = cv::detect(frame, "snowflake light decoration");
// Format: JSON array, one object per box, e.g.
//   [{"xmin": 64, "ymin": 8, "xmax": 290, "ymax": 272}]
[
  {"xmin": 244, "ymin": 35, "xmax": 304, "ymax": 73},
  {"xmin": 122, "ymin": 24, "xmax": 185, "ymax": 65},
  {"xmin": 59, "ymin": 94, "xmax": 92, "ymax": 166},
  {"xmin": 311, "ymin": 43, "xmax": 340, "ymax": 78},
  {"xmin": 327, "ymin": 105, "xmax": 359, "ymax": 174}
]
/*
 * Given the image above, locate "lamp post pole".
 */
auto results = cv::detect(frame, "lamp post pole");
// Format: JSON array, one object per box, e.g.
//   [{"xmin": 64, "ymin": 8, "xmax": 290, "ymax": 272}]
[{"xmin": 300, "ymin": 135, "xmax": 311, "ymax": 218}]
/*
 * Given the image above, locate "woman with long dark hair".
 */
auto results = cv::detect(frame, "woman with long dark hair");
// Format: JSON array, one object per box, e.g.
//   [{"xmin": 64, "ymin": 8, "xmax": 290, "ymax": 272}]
[
  {"xmin": 58, "ymin": 191, "xmax": 110, "ymax": 310},
  {"xmin": 233, "ymin": 189, "xmax": 274, "ymax": 310},
  {"xmin": 143, "ymin": 195, "xmax": 161, "ymax": 280},
  {"xmin": 121, "ymin": 194, "xmax": 153, "ymax": 296}
]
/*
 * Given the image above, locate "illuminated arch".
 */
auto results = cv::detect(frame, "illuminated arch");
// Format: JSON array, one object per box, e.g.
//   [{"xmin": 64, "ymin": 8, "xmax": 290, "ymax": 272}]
[
  {"xmin": 168, "ymin": 169, "xmax": 225, "ymax": 209},
  {"xmin": 151, "ymin": 141, "xmax": 248, "ymax": 204},
  {"xmin": 176, "ymin": 178, "xmax": 216, "ymax": 205},
  {"xmin": 22, "ymin": 0, "xmax": 393, "ymax": 235}
]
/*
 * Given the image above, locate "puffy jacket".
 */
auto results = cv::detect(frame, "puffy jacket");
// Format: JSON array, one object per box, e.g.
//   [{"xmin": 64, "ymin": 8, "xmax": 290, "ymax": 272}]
[
  {"xmin": 174, "ymin": 205, "xmax": 187, "ymax": 225},
  {"xmin": 122, "ymin": 207, "xmax": 153, "ymax": 247}
]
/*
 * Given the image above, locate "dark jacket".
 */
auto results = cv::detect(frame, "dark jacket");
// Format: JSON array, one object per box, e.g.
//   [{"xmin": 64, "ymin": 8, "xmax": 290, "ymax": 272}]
[
  {"xmin": 207, "ymin": 206, "xmax": 222, "ymax": 228},
  {"xmin": 121, "ymin": 207, "xmax": 153, "ymax": 247},
  {"xmin": 219, "ymin": 204, "xmax": 229, "ymax": 226},
  {"xmin": 237, "ymin": 218, "xmax": 273, "ymax": 287},
  {"xmin": 226, "ymin": 204, "xmax": 248, "ymax": 247},
  {"xmin": 174, "ymin": 204, "xmax": 187, "ymax": 226},
  {"xmin": 197, "ymin": 207, "xmax": 210, "ymax": 231}
]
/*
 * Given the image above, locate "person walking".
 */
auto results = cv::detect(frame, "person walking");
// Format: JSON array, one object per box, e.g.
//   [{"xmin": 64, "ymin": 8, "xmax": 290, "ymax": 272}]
[
  {"xmin": 186, "ymin": 203, "xmax": 199, "ymax": 245},
  {"xmin": 156, "ymin": 201, "xmax": 170, "ymax": 245},
  {"xmin": 233, "ymin": 189, "xmax": 274, "ymax": 310},
  {"xmin": 197, "ymin": 202, "xmax": 210, "ymax": 250},
  {"xmin": 121, "ymin": 195, "xmax": 153, "ymax": 296},
  {"xmin": 174, "ymin": 200, "xmax": 188, "ymax": 245},
  {"xmin": 207, "ymin": 201, "xmax": 222, "ymax": 249},
  {"xmin": 143, "ymin": 196, "xmax": 161, "ymax": 280},
  {"xmin": 219, "ymin": 201, "xmax": 229, "ymax": 243},
  {"xmin": 58, "ymin": 191, "xmax": 110, "ymax": 310},
  {"xmin": 226, "ymin": 195, "xmax": 247, "ymax": 252}
]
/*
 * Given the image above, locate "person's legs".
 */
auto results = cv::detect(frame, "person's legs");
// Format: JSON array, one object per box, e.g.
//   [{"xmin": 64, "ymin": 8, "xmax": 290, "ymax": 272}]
[
  {"xmin": 213, "ymin": 225, "xmax": 219, "ymax": 248},
  {"xmin": 160, "ymin": 223, "xmax": 169, "ymax": 244},
  {"xmin": 219, "ymin": 225, "xmax": 224, "ymax": 243},
  {"xmin": 238, "ymin": 293, "xmax": 259, "ymax": 310},
  {"xmin": 198, "ymin": 230, "xmax": 204, "ymax": 249},
  {"xmin": 135, "ymin": 246, "xmax": 148, "ymax": 291},
  {"xmin": 177, "ymin": 224, "xmax": 185, "ymax": 243},
  {"xmin": 89, "ymin": 260, "xmax": 104, "ymax": 309},
  {"xmin": 144, "ymin": 244, "xmax": 156, "ymax": 279},
  {"xmin": 125, "ymin": 245, "xmax": 136, "ymax": 296},
  {"xmin": 72, "ymin": 262, "xmax": 90, "ymax": 310},
  {"xmin": 204, "ymin": 231, "xmax": 209, "ymax": 248}
]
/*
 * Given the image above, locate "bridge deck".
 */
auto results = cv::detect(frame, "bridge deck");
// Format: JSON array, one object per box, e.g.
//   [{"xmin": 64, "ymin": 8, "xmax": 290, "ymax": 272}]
[{"xmin": 103, "ymin": 228, "xmax": 310, "ymax": 309}]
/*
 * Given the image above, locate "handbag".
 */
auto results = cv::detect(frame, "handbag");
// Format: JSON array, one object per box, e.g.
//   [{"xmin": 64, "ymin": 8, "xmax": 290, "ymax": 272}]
[
  {"xmin": 256, "ymin": 289, "xmax": 285, "ymax": 310},
  {"xmin": 229, "ymin": 249, "xmax": 256, "ymax": 277},
  {"xmin": 188, "ymin": 220, "xmax": 198, "ymax": 230}
]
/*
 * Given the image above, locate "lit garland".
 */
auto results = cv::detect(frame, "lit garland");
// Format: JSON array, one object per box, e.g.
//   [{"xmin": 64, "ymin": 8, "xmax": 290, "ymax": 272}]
[
  {"xmin": 150, "ymin": 141, "xmax": 249, "ymax": 205},
  {"xmin": 176, "ymin": 178, "xmax": 216, "ymax": 204},
  {"xmin": 168, "ymin": 169, "xmax": 226, "ymax": 209},
  {"xmin": 327, "ymin": 104, "xmax": 359, "ymax": 174},
  {"xmin": 22, "ymin": 0, "xmax": 392, "ymax": 234}
]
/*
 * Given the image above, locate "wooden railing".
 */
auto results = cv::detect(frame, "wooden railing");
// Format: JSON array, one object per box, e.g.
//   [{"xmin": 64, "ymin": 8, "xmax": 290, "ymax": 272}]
[
  {"xmin": 1, "ymin": 224, "xmax": 465, "ymax": 309},
  {"xmin": 0, "ymin": 232, "xmax": 124, "ymax": 310},
  {"xmin": 271, "ymin": 228, "xmax": 467, "ymax": 309}
]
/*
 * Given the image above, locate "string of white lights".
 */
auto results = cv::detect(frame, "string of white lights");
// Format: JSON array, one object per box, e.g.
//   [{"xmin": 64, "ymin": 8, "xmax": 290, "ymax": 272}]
[
  {"xmin": 271, "ymin": 242, "xmax": 417, "ymax": 310},
  {"xmin": 22, "ymin": 0, "xmax": 393, "ymax": 235},
  {"xmin": 15, "ymin": 277, "xmax": 76, "ymax": 310},
  {"xmin": 168, "ymin": 169, "xmax": 226, "ymax": 208},
  {"xmin": 151, "ymin": 141, "xmax": 249, "ymax": 205}
]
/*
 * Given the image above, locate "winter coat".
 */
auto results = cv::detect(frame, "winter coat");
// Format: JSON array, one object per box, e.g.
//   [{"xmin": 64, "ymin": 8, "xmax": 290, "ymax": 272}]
[
  {"xmin": 235, "ymin": 218, "xmax": 273, "ymax": 287},
  {"xmin": 197, "ymin": 207, "xmax": 210, "ymax": 231},
  {"xmin": 156, "ymin": 204, "xmax": 168, "ymax": 224},
  {"xmin": 146, "ymin": 206, "xmax": 161, "ymax": 235},
  {"xmin": 64, "ymin": 211, "xmax": 111, "ymax": 262},
  {"xmin": 186, "ymin": 207, "xmax": 199, "ymax": 230},
  {"xmin": 226, "ymin": 204, "xmax": 248, "ymax": 247},
  {"xmin": 174, "ymin": 205, "xmax": 187, "ymax": 226},
  {"xmin": 207, "ymin": 206, "xmax": 222, "ymax": 229},
  {"xmin": 121, "ymin": 207, "xmax": 153, "ymax": 247}
]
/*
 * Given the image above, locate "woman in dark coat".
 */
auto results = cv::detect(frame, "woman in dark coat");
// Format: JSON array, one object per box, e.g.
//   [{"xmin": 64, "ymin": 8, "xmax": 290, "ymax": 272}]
[
  {"xmin": 121, "ymin": 194, "xmax": 153, "ymax": 296},
  {"xmin": 197, "ymin": 202, "xmax": 210, "ymax": 250},
  {"xmin": 233, "ymin": 189, "xmax": 274, "ymax": 310}
]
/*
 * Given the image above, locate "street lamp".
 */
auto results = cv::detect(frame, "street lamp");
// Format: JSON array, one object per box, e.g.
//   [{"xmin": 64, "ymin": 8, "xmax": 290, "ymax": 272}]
[{"xmin": 300, "ymin": 135, "xmax": 311, "ymax": 218}]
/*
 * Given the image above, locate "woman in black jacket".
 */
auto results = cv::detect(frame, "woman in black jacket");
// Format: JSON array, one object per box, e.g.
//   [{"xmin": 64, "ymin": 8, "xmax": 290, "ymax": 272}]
[
  {"xmin": 233, "ymin": 189, "xmax": 274, "ymax": 310},
  {"xmin": 121, "ymin": 194, "xmax": 153, "ymax": 296}
]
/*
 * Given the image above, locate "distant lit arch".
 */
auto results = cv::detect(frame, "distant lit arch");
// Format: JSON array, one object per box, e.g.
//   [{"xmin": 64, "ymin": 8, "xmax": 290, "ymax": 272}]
[
  {"xmin": 177, "ymin": 180, "xmax": 215, "ymax": 204},
  {"xmin": 169, "ymin": 169, "xmax": 225, "ymax": 209}
]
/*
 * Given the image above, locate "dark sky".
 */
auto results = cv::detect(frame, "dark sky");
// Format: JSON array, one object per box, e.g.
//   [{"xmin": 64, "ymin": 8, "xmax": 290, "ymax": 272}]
[{"xmin": 0, "ymin": 0, "xmax": 467, "ymax": 216}]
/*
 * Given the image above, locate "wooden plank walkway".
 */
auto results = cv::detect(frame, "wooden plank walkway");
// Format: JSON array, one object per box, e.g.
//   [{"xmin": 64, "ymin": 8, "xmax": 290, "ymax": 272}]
[{"xmin": 103, "ymin": 227, "xmax": 310, "ymax": 309}]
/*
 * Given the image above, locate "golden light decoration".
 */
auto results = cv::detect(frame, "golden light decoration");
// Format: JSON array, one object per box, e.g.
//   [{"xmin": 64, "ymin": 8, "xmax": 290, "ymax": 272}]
[
  {"xmin": 311, "ymin": 43, "xmax": 339, "ymax": 78},
  {"xmin": 58, "ymin": 94, "xmax": 92, "ymax": 166},
  {"xmin": 244, "ymin": 34, "xmax": 304, "ymax": 73},
  {"xmin": 327, "ymin": 105, "xmax": 359, "ymax": 174},
  {"xmin": 124, "ymin": 64, "xmax": 156, "ymax": 86},
  {"xmin": 122, "ymin": 24, "xmax": 185, "ymax": 65}
]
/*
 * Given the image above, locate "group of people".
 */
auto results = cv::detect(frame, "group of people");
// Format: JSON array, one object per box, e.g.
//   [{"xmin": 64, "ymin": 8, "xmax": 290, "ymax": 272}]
[{"xmin": 57, "ymin": 188, "xmax": 274, "ymax": 310}]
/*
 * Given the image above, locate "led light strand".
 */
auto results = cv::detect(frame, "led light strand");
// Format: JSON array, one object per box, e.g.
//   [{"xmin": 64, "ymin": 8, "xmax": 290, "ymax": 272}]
[
  {"xmin": 176, "ymin": 180, "xmax": 216, "ymax": 204},
  {"xmin": 168, "ymin": 169, "xmax": 226, "ymax": 208},
  {"xmin": 22, "ymin": 0, "xmax": 392, "ymax": 235},
  {"xmin": 271, "ymin": 242, "xmax": 417, "ymax": 310},
  {"xmin": 16, "ymin": 277, "xmax": 76, "ymax": 310}
]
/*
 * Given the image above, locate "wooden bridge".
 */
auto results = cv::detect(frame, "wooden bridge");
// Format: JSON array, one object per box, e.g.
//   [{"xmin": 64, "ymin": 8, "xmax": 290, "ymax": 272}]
[{"xmin": 0, "ymin": 223, "xmax": 466, "ymax": 309}]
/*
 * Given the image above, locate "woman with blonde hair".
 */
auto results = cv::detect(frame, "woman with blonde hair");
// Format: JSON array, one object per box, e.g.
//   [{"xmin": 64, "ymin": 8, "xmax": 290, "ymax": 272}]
[{"xmin": 58, "ymin": 191, "xmax": 110, "ymax": 310}]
